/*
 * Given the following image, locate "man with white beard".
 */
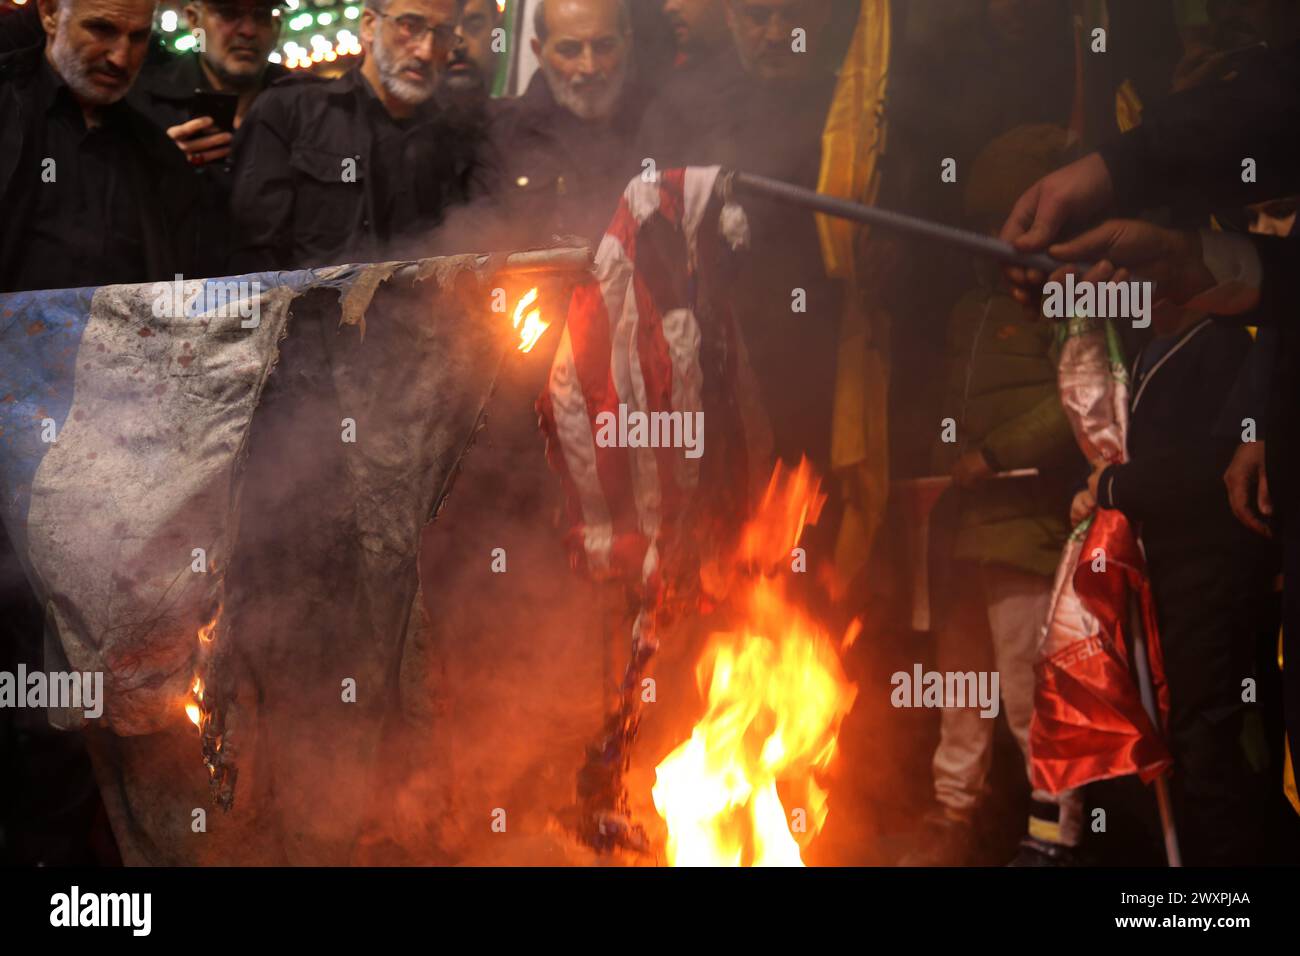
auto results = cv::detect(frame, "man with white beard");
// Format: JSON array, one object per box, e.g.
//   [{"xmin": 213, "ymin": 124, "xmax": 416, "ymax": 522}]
[
  {"xmin": 487, "ymin": 0, "xmax": 646, "ymax": 246},
  {"xmin": 230, "ymin": 0, "xmax": 482, "ymax": 270},
  {"xmin": 0, "ymin": 0, "xmax": 199, "ymax": 292}
]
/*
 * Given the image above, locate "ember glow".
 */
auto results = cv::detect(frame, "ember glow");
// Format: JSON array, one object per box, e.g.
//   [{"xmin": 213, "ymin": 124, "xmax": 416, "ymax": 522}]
[
  {"xmin": 511, "ymin": 287, "xmax": 548, "ymax": 353},
  {"xmin": 652, "ymin": 461, "xmax": 857, "ymax": 866}
]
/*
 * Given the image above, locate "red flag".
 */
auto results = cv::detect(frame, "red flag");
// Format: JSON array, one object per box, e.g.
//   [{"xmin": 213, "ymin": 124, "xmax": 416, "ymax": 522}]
[
  {"xmin": 1032, "ymin": 508, "xmax": 1171, "ymax": 791},
  {"xmin": 1030, "ymin": 319, "xmax": 1172, "ymax": 792}
]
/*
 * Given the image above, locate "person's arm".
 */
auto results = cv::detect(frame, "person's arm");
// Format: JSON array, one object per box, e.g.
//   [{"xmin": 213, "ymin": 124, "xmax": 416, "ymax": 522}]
[
  {"xmin": 1000, "ymin": 41, "xmax": 1300, "ymax": 300},
  {"xmin": 1094, "ymin": 440, "xmax": 1236, "ymax": 524},
  {"xmin": 228, "ymin": 93, "xmax": 295, "ymax": 274},
  {"xmin": 1096, "ymin": 327, "xmax": 1252, "ymax": 524},
  {"xmin": 1097, "ymin": 42, "xmax": 1300, "ymax": 214}
]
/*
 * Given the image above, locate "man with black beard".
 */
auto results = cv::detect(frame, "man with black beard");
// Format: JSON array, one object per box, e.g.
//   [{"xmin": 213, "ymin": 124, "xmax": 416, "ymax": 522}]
[
  {"xmin": 438, "ymin": 0, "xmax": 502, "ymax": 113},
  {"xmin": 487, "ymin": 0, "xmax": 646, "ymax": 246},
  {"xmin": 229, "ymin": 0, "xmax": 479, "ymax": 270},
  {"xmin": 130, "ymin": 0, "xmax": 286, "ymax": 272}
]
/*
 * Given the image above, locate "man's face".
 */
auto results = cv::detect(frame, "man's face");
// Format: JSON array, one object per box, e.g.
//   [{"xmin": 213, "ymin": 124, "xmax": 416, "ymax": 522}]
[
  {"xmin": 439, "ymin": 0, "xmax": 499, "ymax": 103},
  {"xmin": 663, "ymin": 0, "xmax": 727, "ymax": 58},
  {"xmin": 362, "ymin": 0, "xmax": 460, "ymax": 105},
  {"xmin": 531, "ymin": 0, "xmax": 629, "ymax": 122},
  {"xmin": 40, "ymin": 0, "xmax": 156, "ymax": 106},
  {"xmin": 725, "ymin": 0, "xmax": 829, "ymax": 82},
  {"xmin": 185, "ymin": 1, "xmax": 282, "ymax": 90}
]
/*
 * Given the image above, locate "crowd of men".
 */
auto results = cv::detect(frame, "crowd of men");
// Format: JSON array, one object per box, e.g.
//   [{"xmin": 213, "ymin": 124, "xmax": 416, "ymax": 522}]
[
  {"xmin": 0, "ymin": 0, "xmax": 847, "ymax": 278},
  {"xmin": 2, "ymin": 0, "xmax": 1300, "ymax": 868}
]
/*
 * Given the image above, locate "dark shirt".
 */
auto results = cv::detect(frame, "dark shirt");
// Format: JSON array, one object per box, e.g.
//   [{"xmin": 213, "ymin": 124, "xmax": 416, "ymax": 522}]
[
  {"xmin": 1097, "ymin": 319, "xmax": 1263, "ymax": 579},
  {"xmin": 0, "ymin": 44, "xmax": 197, "ymax": 293},
  {"xmin": 5, "ymin": 59, "xmax": 147, "ymax": 291},
  {"xmin": 485, "ymin": 70, "xmax": 647, "ymax": 247},
  {"xmin": 130, "ymin": 52, "xmax": 287, "ymax": 274},
  {"xmin": 361, "ymin": 77, "xmax": 447, "ymax": 253},
  {"xmin": 230, "ymin": 68, "xmax": 477, "ymax": 272}
]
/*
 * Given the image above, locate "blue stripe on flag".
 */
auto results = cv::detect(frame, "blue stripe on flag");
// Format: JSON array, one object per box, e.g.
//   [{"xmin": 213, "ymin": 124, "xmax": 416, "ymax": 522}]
[
  {"xmin": 0, "ymin": 286, "xmax": 97, "ymax": 524},
  {"xmin": 0, "ymin": 263, "xmax": 399, "ymax": 526}
]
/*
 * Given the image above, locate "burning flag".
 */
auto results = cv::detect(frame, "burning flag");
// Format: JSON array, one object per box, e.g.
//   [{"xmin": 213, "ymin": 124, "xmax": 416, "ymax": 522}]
[
  {"xmin": 537, "ymin": 167, "xmax": 774, "ymax": 851},
  {"xmin": 0, "ymin": 251, "xmax": 584, "ymax": 831},
  {"xmin": 653, "ymin": 460, "xmax": 857, "ymax": 866},
  {"xmin": 1031, "ymin": 318, "xmax": 1171, "ymax": 793}
]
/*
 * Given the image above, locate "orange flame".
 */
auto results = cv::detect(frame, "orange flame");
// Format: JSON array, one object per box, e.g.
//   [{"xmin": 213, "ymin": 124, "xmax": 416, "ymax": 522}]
[
  {"xmin": 652, "ymin": 461, "xmax": 856, "ymax": 866},
  {"xmin": 186, "ymin": 675, "xmax": 204, "ymax": 727},
  {"xmin": 185, "ymin": 612, "xmax": 217, "ymax": 729},
  {"xmin": 511, "ymin": 287, "xmax": 548, "ymax": 353}
]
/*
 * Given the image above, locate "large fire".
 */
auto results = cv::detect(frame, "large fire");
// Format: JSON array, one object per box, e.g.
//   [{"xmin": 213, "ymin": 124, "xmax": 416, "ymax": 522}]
[
  {"xmin": 651, "ymin": 461, "xmax": 857, "ymax": 866},
  {"xmin": 511, "ymin": 287, "xmax": 549, "ymax": 354}
]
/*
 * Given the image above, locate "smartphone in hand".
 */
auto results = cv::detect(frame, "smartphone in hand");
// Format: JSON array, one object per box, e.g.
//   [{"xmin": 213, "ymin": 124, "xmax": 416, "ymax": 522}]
[{"xmin": 190, "ymin": 89, "xmax": 240, "ymax": 134}]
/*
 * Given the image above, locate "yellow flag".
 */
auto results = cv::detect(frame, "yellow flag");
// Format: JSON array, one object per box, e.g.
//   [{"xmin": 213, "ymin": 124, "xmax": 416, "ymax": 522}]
[
  {"xmin": 816, "ymin": 0, "xmax": 890, "ymax": 278},
  {"xmin": 816, "ymin": 0, "xmax": 892, "ymax": 592}
]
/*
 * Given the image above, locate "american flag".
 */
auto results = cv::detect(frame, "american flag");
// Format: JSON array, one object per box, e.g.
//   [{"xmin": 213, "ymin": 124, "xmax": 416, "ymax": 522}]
[{"xmin": 537, "ymin": 167, "xmax": 773, "ymax": 592}]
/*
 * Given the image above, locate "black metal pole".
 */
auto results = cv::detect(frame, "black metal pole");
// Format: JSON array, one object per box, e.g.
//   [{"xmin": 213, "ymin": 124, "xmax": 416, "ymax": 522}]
[{"xmin": 730, "ymin": 170, "xmax": 1071, "ymax": 274}]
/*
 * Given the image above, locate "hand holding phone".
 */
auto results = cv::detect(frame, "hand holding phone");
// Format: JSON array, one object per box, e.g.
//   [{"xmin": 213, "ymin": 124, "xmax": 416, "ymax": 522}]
[
  {"xmin": 167, "ymin": 90, "xmax": 240, "ymax": 167},
  {"xmin": 167, "ymin": 116, "xmax": 234, "ymax": 167}
]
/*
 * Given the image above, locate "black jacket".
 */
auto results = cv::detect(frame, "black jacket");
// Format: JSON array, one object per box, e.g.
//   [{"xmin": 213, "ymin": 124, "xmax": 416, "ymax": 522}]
[
  {"xmin": 1097, "ymin": 41, "xmax": 1300, "ymax": 523},
  {"xmin": 129, "ymin": 52, "xmax": 288, "ymax": 276},
  {"xmin": 0, "ymin": 44, "xmax": 199, "ymax": 291},
  {"xmin": 486, "ymin": 70, "xmax": 646, "ymax": 247},
  {"xmin": 1097, "ymin": 320, "xmax": 1265, "ymax": 579},
  {"xmin": 1098, "ymin": 40, "xmax": 1300, "ymax": 218},
  {"xmin": 228, "ymin": 68, "xmax": 479, "ymax": 272}
]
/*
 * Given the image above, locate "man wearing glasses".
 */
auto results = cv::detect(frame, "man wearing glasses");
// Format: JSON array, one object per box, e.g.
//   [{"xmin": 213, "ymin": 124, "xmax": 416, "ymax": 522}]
[
  {"xmin": 131, "ymin": 0, "xmax": 286, "ymax": 273},
  {"xmin": 229, "ymin": 0, "xmax": 481, "ymax": 270}
]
